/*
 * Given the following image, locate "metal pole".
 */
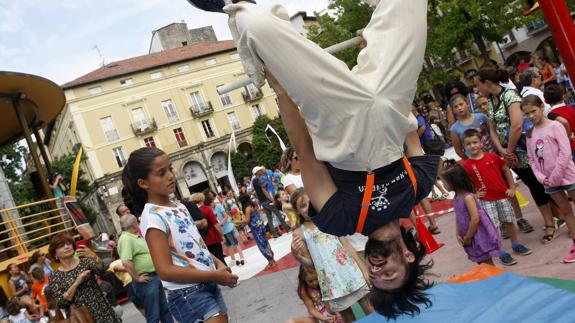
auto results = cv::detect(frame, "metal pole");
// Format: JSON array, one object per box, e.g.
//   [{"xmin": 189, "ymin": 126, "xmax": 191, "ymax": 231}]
[
  {"xmin": 33, "ymin": 127, "xmax": 53, "ymax": 176},
  {"xmin": 12, "ymin": 97, "xmax": 53, "ymax": 199},
  {"xmin": 217, "ymin": 36, "xmax": 364, "ymax": 95},
  {"xmin": 538, "ymin": 0, "xmax": 575, "ymax": 83}
]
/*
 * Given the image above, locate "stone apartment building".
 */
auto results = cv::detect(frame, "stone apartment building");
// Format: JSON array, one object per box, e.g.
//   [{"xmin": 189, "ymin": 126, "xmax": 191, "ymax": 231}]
[{"xmin": 48, "ymin": 24, "xmax": 279, "ymax": 234}]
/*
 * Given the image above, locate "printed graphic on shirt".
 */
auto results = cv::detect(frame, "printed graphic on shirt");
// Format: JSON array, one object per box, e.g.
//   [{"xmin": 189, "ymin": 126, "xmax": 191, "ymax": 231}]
[
  {"xmin": 535, "ymin": 139, "xmax": 545, "ymax": 170},
  {"xmin": 150, "ymin": 206, "xmax": 214, "ymax": 269},
  {"xmin": 357, "ymin": 170, "xmax": 407, "ymax": 211},
  {"xmin": 471, "ymin": 164, "xmax": 486, "ymax": 191}
]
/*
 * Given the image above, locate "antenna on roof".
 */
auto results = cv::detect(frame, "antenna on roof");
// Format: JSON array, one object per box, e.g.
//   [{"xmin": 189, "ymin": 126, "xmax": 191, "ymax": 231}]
[{"xmin": 93, "ymin": 45, "xmax": 106, "ymax": 66}]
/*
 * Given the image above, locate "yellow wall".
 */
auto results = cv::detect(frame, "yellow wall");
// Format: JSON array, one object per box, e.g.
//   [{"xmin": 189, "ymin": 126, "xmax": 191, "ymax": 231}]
[{"xmin": 51, "ymin": 49, "xmax": 279, "ymax": 178}]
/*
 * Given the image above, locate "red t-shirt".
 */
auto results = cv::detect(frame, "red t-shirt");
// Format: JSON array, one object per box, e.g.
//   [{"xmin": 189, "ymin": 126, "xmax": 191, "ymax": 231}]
[
  {"xmin": 31, "ymin": 277, "xmax": 48, "ymax": 310},
  {"xmin": 199, "ymin": 205, "xmax": 222, "ymax": 246},
  {"xmin": 461, "ymin": 152, "xmax": 508, "ymax": 201},
  {"xmin": 517, "ymin": 63, "xmax": 531, "ymax": 73},
  {"xmin": 548, "ymin": 104, "xmax": 575, "ymax": 151}
]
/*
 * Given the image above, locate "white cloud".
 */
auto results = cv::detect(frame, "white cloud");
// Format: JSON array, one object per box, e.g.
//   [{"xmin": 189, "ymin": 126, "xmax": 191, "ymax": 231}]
[{"xmin": 0, "ymin": 2, "xmax": 25, "ymax": 32}]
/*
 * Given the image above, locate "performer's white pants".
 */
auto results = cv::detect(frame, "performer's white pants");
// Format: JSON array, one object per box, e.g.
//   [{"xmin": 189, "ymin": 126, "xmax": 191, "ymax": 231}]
[{"xmin": 229, "ymin": 0, "xmax": 428, "ymax": 172}]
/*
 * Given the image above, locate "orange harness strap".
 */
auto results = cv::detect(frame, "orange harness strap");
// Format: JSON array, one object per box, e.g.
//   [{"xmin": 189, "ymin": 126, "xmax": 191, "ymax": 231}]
[
  {"xmin": 356, "ymin": 172, "xmax": 375, "ymax": 234},
  {"xmin": 355, "ymin": 157, "xmax": 418, "ymax": 234},
  {"xmin": 403, "ymin": 156, "xmax": 418, "ymax": 196}
]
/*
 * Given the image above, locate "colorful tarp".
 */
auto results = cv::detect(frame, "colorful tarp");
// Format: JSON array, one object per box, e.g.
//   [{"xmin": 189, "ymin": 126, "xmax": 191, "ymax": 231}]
[{"xmin": 358, "ymin": 272, "xmax": 575, "ymax": 322}]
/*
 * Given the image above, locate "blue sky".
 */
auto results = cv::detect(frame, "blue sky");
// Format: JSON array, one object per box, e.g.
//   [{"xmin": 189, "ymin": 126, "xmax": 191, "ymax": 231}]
[{"xmin": 1, "ymin": 0, "xmax": 329, "ymax": 85}]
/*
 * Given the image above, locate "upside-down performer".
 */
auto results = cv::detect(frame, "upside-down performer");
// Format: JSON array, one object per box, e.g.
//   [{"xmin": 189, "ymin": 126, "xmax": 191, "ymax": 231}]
[{"xmin": 186, "ymin": 0, "xmax": 440, "ymax": 318}]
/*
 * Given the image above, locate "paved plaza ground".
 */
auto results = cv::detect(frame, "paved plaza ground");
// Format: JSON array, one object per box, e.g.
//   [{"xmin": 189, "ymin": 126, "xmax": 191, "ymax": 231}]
[{"xmin": 120, "ymin": 149, "xmax": 575, "ymax": 322}]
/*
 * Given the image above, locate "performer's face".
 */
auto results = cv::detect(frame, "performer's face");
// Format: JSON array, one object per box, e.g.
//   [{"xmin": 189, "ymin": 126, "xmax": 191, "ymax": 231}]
[{"xmin": 365, "ymin": 238, "xmax": 414, "ymax": 290}]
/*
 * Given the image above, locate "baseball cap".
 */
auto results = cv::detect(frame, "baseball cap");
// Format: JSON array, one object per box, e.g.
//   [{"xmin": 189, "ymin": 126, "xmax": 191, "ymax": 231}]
[{"xmin": 252, "ymin": 166, "xmax": 265, "ymax": 175}]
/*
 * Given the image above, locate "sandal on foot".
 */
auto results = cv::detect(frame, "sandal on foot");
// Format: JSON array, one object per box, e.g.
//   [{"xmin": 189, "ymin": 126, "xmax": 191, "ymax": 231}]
[
  {"xmin": 429, "ymin": 226, "xmax": 441, "ymax": 235},
  {"xmin": 541, "ymin": 225, "xmax": 556, "ymax": 244}
]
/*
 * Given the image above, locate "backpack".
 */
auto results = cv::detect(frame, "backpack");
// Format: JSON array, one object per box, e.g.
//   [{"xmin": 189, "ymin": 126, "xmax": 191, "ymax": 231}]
[{"xmin": 422, "ymin": 120, "xmax": 446, "ymax": 156}]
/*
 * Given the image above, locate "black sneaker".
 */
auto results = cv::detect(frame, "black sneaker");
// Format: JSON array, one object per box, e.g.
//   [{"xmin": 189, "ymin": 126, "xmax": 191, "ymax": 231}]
[
  {"xmin": 517, "ymin": 218, "xmax": 534, "ymax": 233},
  {"xmin": 499, "ymin": 252, "xmax": 518, "ymax": 266},
  {"xmin": 512, "ymin": 243, "xmax": 533, "ymax": 256},
  {"xmin": 186, "ymin": 0, "xmax": 255, "ymax": 13}
]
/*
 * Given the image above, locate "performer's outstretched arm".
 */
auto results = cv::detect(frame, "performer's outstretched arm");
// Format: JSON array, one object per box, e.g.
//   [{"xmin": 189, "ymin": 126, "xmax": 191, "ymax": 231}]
[{"xmin": 265, "ymin": 70, "xmax": 336, "ymax": 212}]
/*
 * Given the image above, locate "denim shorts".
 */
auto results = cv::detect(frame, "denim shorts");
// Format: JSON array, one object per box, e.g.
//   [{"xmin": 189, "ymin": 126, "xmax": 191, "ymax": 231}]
[
  {"xmin": 224, "ymin": 231, "xmax": 238, "ymax": 247},
  {"xmin": 545, "ymin": 183, "xmax": 575, "ymax": 194},
  {"xmin": 167, "ymin": 283, "xmax": 227, "ymax": 323}
]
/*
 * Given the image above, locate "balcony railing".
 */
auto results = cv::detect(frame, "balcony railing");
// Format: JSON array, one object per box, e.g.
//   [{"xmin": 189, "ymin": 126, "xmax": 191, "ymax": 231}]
[
  {"xmin": 190, "ymin": 101, "xmax": 214, "ymax": 118},
  {"xmin": 242, "ymin": 89, "xmax": 263, "ymax": 103},
  {"xmin": 131, "ymin": 118, "xmax": 157, "ymax": 136},
  {"xmin": 526, "ymin": 20, "xmax": 547, "ymax": 35}
]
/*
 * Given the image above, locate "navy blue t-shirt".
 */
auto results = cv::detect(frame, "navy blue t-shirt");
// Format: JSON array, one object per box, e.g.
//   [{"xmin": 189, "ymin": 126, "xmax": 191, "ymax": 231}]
[{"xmin": 252, "ymin": 177, "xmax": 267, "ymax": 203}]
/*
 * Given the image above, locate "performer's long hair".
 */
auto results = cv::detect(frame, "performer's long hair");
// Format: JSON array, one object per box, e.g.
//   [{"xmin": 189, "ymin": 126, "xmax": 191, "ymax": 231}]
[{"xmin": 367, "ymin": 226, "xmax": 433, "ymax": 319}]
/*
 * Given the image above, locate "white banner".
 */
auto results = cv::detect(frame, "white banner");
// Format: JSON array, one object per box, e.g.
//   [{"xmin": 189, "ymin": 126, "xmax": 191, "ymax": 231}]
[
  {"xmin": 227, "ymin": 132, "xmax": 240, "ymax": 195},
  {"xmin": 265, "ymin": 124, "xmax": 287, "ymax": 151}
]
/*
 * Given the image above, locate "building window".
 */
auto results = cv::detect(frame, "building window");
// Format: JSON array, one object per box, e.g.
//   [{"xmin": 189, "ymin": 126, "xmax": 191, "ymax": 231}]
[
  {"xmin": 251, "ymin": 104, "xmax": 265, "ymax": 119},
  {"xmin": 227, "ymin": 112, "xmax": 241, "ymax": 130},
  {"xmin": 218, "ymin": 85, "xmax": 232, "ymax": 106},
  {"xmin": 89, "ymin": 86, "xmax": 102, "ymax": 95},
  {"xmin": 177, "ymin": 65, "xmax": 190, "ymax": 73},
  {"xmin": 205, "ymin": 58, "xmax": 217, "ymax": 66},
  {"xmin": 120, "ymin": 78, "xmax": 133, "ymax": 86},
  {"xmin": 201, "ymin": 120, "xmax": 215, "ymax": 138},
  {"xmin": 190, "ymin": 91, "xmax": 209, "ymax": 111},
  {"xmin": 230, "ymin": 53, "xmax": 240, "ymax": 60},
  {"xmin": 150, "ymin": 71, "xmax": 163, "ymax": 79},
  {"xmin": 245, "ymin": 83, "xmax": 259, "ymax": 97},
  {"xmin": 112, "ymin": 147, "xmax": 126, "ymax": 167},
  {"xmin": 100, "ymin": 116, "xmax": 119, "ymax": 142},
  {"xmin": 144, "ymin": 137, "xmax": 156, "ymax": 148},
  {"xmin": 162, "ymin": 99, "xmax": 179, "ymax": 123},
  {"xmin": 131, "ymin": 107, "xmax": 146, "ymax": 128},
  {"xmin": 173, "ymin": 127, "xmax": 188, "ymax": 147}
]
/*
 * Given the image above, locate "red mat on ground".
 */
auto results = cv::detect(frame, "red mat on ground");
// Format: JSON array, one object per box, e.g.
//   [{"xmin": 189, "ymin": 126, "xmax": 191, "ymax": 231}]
[{"xmin": 255, "ymin": 253, "xmax": 300, "ymax": 278}]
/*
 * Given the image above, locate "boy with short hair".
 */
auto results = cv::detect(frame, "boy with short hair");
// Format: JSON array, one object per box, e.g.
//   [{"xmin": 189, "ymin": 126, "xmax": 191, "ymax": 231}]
[
  {"xmin": 30, "ymin": 267, "xmax": 48, "ymax": 318},
  {"xmin": 460, "ymin": 129, "xmax": 532, "ymax": 266}
]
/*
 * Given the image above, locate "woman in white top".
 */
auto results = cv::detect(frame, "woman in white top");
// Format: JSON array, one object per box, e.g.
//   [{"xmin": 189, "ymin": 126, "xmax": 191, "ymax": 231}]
[
  {"xmin": 520, "ymin": 67, "xmax": 551, "ymax": 115},
  {"xmin": 281, "ymin": 147, "xmax": 303, "ymax": 195}
]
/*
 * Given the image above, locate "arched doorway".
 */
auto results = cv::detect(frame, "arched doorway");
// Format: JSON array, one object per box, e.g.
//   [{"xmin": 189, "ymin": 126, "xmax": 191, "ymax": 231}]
[
  {"xmin": 210, "ymin": 152, "xmax": 229, "ymax": 193},
  {"xmin": 183, "ymin": 161, "xmax": 210, "ymax": 194},
  {"xmin": 536, "ymin": 36, "xmax": 560, "ymax": 64},
  {"xmin": 237, "ymin": 142, "xmax": 253, "ymax": 159}
]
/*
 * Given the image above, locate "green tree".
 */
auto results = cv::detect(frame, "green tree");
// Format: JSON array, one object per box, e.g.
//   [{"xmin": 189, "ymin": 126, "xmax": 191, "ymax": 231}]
[
  {"xmin": 427, "ymin": 0, "xmax": 533, "ymax": 65},
  {"xmin": 251, "ymin": 115, "xmax": 290, "ymax": 169},
  {"xmin": 230, "ymin": 151, "xmax": 257, "ymax": 181},
  {"xmin": 0, "ymin": 143, "xmax": 27, "ymax": 180},
  {"xmin": 307, "ymin": 0, "xmax": 373, "ymax": 68},
  {"xmin": 51, "ymin": 152, "xmax": 91, "ymax": 197}
]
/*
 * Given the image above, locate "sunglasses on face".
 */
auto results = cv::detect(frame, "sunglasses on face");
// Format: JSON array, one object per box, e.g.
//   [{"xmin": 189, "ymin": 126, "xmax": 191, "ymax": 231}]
[{"xmin": 292, "ymin": 156, "xmax": 299, "ymax": 161}]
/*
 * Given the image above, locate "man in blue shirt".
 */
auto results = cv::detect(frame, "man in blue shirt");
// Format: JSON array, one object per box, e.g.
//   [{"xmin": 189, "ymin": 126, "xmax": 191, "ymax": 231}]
[
  {"xmin": 252, "ymin": 166, "xmax": 290, "ymax": 238},
  {"xmin": 262, "ymin": 167, "xmax": 276, "ymax": 197},
  {"xmin": 412, "ymin": 105, "xmax": 432, "ymax": 142}
]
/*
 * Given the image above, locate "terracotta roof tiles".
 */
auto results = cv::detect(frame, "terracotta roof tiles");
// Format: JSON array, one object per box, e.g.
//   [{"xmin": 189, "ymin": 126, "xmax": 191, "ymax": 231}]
[{"xmin": 62, "ymin": 40, "xmax": 236, "ymax": 89}]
